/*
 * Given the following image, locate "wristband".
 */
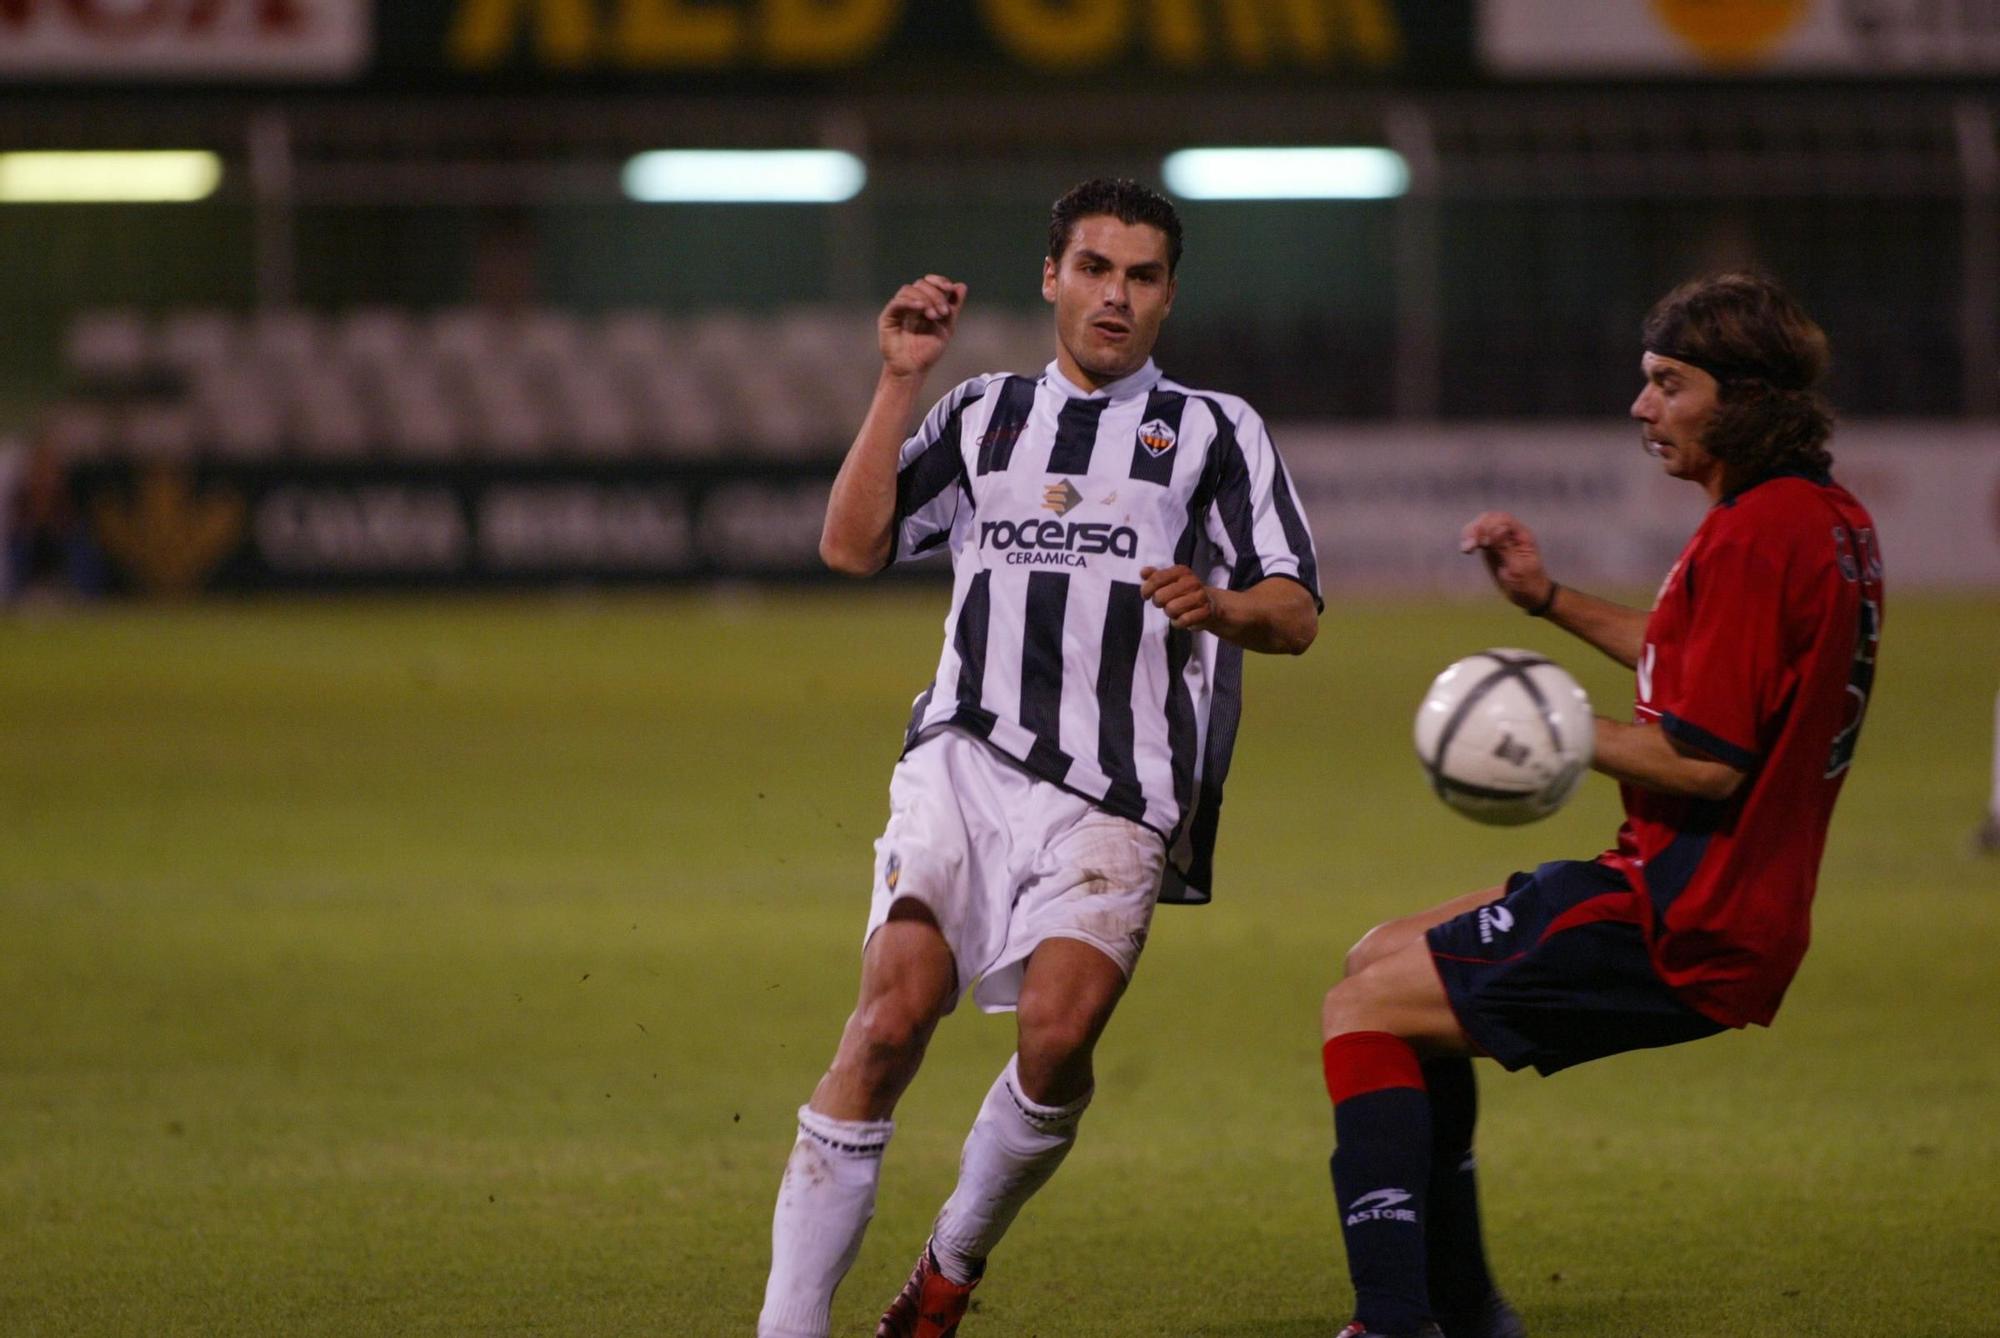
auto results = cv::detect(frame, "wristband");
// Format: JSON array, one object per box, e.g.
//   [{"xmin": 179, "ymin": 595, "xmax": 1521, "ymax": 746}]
[{"xmin": 1525, "ymin": 582, "xmax": 1561, "ymax": 618}]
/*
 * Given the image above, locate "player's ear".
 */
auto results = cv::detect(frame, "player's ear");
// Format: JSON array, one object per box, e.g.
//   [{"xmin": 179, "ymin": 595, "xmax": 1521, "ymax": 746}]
[
  {"xmin": 1162, "ymin": 273, "xmax": 1177, "ymax": 318},
  {"xmin": 1041, "ymin": 256, "xmax": 1058, "ymax": 304}
]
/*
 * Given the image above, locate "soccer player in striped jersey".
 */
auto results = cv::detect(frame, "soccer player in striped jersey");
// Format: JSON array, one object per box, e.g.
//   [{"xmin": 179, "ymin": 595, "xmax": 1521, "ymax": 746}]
[
  {"xmin": 1315, "ymin": 274, "xmax": 1883, "ymax": 1338},
  {"xmin": 756, "ymin": 178, "xmax": 1321, "ymax": 1338}
]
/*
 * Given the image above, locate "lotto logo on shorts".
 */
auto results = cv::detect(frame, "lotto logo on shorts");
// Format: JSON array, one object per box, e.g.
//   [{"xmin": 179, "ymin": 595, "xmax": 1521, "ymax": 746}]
[
  {"xmin": 884, "ymin": 853, "xmax": 901, "ymax": 892},
  {"xmin": 1477, "ymin": 904, "xmax": 1515, "ymax": 945},
  {"xmin": 1345, "ymin": 1188, "xmax": 1418, "ymax": 1227}
]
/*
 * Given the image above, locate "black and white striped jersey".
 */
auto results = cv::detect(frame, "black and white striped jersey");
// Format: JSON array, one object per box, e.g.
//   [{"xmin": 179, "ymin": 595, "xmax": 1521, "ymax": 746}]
[{"xmin": 889, "ymin": 358, "xmax": 1320, "ymax": 904}]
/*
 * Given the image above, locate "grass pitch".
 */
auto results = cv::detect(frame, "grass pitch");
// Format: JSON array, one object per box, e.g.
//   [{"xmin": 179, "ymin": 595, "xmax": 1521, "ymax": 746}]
[{"xmin": 2, "ymin": 590, "xmax": 1996, "ymax": 1337}]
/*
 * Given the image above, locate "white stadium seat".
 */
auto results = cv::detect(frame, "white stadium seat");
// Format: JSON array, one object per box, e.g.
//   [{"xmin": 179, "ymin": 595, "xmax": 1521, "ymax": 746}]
[{"xmin": 66, "ymin": 310, "xmax": 151, "ymax": 383}]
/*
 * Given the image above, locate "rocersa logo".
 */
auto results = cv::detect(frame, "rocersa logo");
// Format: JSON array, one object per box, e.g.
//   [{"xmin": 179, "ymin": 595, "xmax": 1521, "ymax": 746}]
[
  {"xmin": 982, "ymin": 476, "xmax": 1139, "ymax": 568},
  {"xmin": 1651, "ymin": 0, "xmax": 1809, "ymax": 66},
  {"xmin": 979, "ymin": 517, "xmax": 1139, "ymax": 568},
  {"xmin": 1136, "ymin": 417, "xmax": 1178, "ymax": 457}
]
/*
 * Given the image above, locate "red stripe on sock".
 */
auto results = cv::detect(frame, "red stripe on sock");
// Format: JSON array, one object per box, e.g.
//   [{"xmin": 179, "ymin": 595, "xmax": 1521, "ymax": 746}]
[{"xmin": 1322, "ymin": 1031, "xmax": 1426, "ymax": 1106}]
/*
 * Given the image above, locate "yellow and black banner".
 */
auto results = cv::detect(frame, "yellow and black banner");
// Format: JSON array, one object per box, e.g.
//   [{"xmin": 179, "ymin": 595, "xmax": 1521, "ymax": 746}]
[{"xmin": 371, "ymin": 0, "xmax": 1474, "ymax": 85}]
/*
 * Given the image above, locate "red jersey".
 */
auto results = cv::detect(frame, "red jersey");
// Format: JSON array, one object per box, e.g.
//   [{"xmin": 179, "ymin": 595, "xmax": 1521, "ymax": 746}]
[{"xmin": 1599, "ymin": 472, "xmax": 1883, "ymax": 1028}]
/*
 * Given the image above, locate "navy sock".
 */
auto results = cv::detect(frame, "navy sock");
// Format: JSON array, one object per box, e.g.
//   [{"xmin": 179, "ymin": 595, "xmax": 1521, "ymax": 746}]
[
  {"xmin": 1422, "ymin": 1057, "xmax": 1499, "ymax": 1324},
  {"xmin": 1324, "ymin": 1032, "xmax": 1433, "ymax": 1335}
]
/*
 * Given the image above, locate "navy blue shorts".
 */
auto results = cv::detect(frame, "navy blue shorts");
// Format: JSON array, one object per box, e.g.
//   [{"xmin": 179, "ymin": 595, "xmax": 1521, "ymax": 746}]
[{"xmin": 1426, "ymin": 859, "xmax": 1726, "ymax": 1076}]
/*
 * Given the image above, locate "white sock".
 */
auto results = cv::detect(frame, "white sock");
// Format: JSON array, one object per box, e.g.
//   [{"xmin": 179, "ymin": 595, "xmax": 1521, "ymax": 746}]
[
  {"xmin": 929, "ymin": 1055, "xmax": 1091, "ymax": 1285},
  {"xmin": 757, "ymin": 1105, "xmax": 894, "ymax": 1338}
]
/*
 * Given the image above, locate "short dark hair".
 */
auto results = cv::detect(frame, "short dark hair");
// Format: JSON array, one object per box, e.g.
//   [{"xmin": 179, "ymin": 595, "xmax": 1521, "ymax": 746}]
[
  {"xmin": 1642, "ymin": 271, "xmax": 1835, "ymax": 488},
  {"xmin": 1048, "ymin": 178, "xmax": 1184, "ymax": 274}
]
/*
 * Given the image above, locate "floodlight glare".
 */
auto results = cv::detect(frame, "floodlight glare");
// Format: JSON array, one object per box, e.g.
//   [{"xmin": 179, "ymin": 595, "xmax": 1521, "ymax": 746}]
[
  {"xmin": 623, "ymin": 150, "xmax": 866, "ymax": 204},
  {"xmin": 0, "ymin": 151, "xmax": 223, "ymax": 203},
  {"xmin": 1161, "ymin": 148, "xmax": 1410, "ymax": 200}
]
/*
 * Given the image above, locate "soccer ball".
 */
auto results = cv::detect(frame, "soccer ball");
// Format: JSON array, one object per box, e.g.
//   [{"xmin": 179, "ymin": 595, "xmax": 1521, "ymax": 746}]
[{"xmin": 1414, "ymin": 649, "xmax": 1595, "ymax": 825}]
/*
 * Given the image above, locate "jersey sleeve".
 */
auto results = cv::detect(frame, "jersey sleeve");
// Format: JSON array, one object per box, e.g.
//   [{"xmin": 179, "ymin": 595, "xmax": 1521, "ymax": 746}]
[
  {"xmin": 1655, "ymin": 518, "xmax": 1799, "ymax": 770},
  {"xmin": 1199, "ymin": 398, "xmax": 1322, "ymax": 606},
  {"xmin": 888, "ymin": 375, "xmax": 988, "ymax": 565}
]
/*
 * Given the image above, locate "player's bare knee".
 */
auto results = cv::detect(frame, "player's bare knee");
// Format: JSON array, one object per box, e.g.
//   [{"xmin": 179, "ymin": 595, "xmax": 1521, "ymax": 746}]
[
  {"xmin": 1016, "ymin": 1000, "xmax": 1098, "ymax": 1074},
  {"xmin": 846, "ymin": 993, "xmax": 936, "ymax": 1075},
  {"xmin": 1014, "ymin": 1043, "xmax": 1092, "ymax": 1107},
  {"xmin": 1320, "ymin": 972, "xmax": 1381, "ymax": 1042},
  {"xmin": 1343, "ymin": 921, "xmax": 1396, "ymax": 978}
]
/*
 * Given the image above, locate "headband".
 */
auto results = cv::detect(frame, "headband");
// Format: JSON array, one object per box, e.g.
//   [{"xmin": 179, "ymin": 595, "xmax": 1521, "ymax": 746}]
[{"xmin": 1645, "ymin": 343, "xmax": 1811, "ymax": 391}]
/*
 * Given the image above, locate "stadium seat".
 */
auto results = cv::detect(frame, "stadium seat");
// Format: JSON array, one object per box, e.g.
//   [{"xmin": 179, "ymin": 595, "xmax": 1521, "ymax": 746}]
[
  {"xmin": 65, "ymin": 310, "xmax": 151, "ymax": 386},
  {"xmin": 156, "ymin": 310, "xmax": 240, "ymax": 377},
  {"xmin": 53, "ymin": 303, "xmax": 936, "ymax": 460}
]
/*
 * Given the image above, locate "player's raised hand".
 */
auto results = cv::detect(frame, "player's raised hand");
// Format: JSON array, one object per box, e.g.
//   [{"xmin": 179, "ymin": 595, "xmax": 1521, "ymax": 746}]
[
  {"xmin": 1140, "ymin": 564, "xmax": 1217, "ymax": 631},
  {"xmin": 1460, "ymin": 510, "xmax": 1555, "ymax": 612},
  {"xmin": 879, "ymin": 275, "xmax": 966, "ymax": 379}
]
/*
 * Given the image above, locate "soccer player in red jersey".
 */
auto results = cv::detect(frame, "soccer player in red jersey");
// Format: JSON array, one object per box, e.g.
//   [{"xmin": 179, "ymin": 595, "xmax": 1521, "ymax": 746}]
[{"xmin": 1316, "ymin": 273, "xmax": 1884, "ymax": 1338}]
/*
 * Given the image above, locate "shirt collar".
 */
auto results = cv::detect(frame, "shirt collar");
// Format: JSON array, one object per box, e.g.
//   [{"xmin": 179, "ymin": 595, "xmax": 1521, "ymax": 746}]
[{"xmin": 1043, "ymin": 358, "xmax": 1162, "ymax": 402}]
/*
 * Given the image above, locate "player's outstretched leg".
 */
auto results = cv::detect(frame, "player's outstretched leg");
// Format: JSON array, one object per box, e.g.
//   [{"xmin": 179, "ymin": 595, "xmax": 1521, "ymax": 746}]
[
  {"xmin": 927, "ymin": 1054, "xmax": 1089, "ymax": 1283},
  {"xmin": 761, "ymin": 1106, "xmax": 896, "ymax": 1338},
  {"xmin": 881, "ymin": 937, "xmax": 1123, "ymax": 1334},
  {"xmin": 1323, "ymin": 1028, "xmax": 1437, "ymax": 1337},
  {"xmin": 1321, "ymin": 921, "xmax": 1483, "ymax": 1338},
  {"xmin": 1339, "ymin": 890, "xmax": 1522, "ymax": 1338},
  {"xmin": 759, "ymin": 914, "xmax": 955, "ymax": 1338},
  {"xmin": 1421, "ymin": 1058, "xmax": 1526, "ymax": 1338}
]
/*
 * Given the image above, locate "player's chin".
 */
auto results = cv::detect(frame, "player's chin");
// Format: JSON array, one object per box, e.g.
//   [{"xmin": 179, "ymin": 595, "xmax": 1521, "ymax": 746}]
[{"xmin": 1079, "ymin": 340, "xmax": 1148, "ymax": 380}]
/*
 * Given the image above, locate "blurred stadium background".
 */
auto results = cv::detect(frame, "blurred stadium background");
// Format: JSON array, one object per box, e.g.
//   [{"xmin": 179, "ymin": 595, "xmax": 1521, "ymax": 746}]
[
  {"xmin": 2, "ymin": 0, "xmax": 1997, "ymax": 598},
  {"xmin": 3, "ymin": 2, "xmax": 1998, "ymax": 1335}
]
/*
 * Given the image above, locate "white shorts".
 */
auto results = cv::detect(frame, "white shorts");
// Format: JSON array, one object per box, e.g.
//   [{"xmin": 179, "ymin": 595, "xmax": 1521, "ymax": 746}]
[{"xmin": 865, "ymin": 728, "xmax": 1167, "ymax": 1015}]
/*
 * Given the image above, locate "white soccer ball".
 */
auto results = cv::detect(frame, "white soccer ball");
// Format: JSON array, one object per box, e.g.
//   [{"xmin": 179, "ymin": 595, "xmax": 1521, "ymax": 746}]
[{"xmin": 1414, "ymin": 649, "xmax": 1595, "ymax": 826}]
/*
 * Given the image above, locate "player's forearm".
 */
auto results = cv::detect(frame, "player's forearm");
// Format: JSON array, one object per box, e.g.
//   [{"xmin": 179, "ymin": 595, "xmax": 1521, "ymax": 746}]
[
  {"xmin": 1591, "ymin": 718, "xmax": 1745, "ymax": 800},
  {"xmin": 820, "ymin": 368, "xmax": 927, "ymax": 576},
  {"xmin": 1537, "ymin": 584, "xmax": 1648, "ymax": 670},
  {"xmin": 1208, "ymin": 578, "xmax": 1318, "ymax": 655}
]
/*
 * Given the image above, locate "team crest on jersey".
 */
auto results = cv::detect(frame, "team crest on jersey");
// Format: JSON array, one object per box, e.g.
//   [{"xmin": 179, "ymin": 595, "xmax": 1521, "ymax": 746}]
[
  {"xmin": 1136, "ymin": 418, "xmax": 1178, "ymax": 457},
  {"xmin": 1042, "ymin": 478, "xmax": 1084, "ymax": 515}
]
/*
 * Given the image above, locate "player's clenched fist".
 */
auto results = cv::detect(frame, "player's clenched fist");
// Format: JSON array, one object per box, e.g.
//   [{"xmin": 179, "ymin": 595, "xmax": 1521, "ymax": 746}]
[
  {"xmin": 879, "ymin": 275, "xmax": 967, "ymax": 378},
  {"xmin": 1140, "ymin": 564, "xmax": 1218, "ymax": 630},
  {"xmin": 1460, "ymin": 510, "xmax": 1555, "ymax": 612}
]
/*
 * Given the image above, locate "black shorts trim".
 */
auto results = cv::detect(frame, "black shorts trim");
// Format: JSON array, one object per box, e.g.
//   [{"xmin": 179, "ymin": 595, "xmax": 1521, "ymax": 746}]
[{"xmin": 1426, "ymin": 859, "xmax": 1727, "ymax": 1076}]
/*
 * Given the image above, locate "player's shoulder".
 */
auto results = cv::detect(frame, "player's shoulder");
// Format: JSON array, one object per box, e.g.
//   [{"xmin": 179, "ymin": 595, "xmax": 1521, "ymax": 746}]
[
  {"xmin": 943, "ymin": 370, "xmax": 1011, "ymax": 401},
  {"xmin": 925, "ymin": 371, "xmax": 1017, "ymax": 419},
  {"xmin": 1714, "ymin": 471, "xmax": 1841, "ymax": 532},
  {"xmin": 1158, "ymin": 377, "xmax": 1269, "ymax": 437},
  {"xmin": 1704, "ymin": 471, "xmax": 1866, "ymax": 576}
]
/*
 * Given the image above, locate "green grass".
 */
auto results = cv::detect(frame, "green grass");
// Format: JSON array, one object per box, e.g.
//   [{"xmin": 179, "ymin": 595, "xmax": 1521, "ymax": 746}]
[{"xmin": 2, "ymin": 591, "xmax": 1997, "ymax": 1337}]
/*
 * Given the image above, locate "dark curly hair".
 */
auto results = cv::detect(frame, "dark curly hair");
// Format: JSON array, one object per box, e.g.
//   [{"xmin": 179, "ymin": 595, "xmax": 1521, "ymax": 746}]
[
  {"xmin": 1048, "ymin": 178, "xmax": 1184, "ymax": 275},
  {"xmin": 1642, "ymin": 272, "xmax": 1835, "ymax": 490}
]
